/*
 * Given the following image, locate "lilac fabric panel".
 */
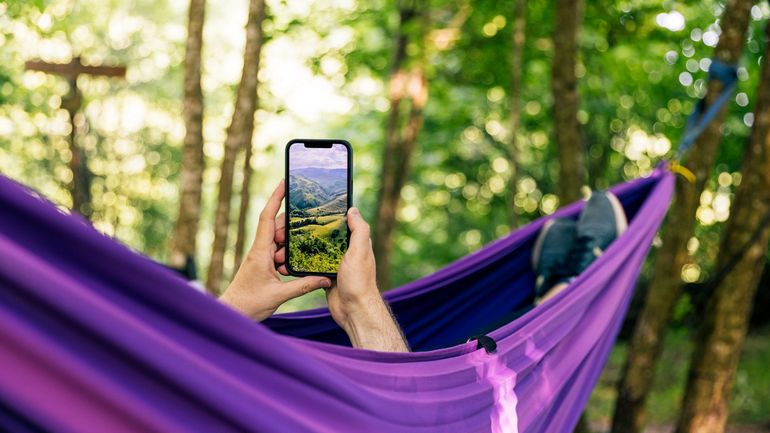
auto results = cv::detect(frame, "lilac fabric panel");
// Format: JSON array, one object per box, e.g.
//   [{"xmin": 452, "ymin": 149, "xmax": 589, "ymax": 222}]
[{"xmin": 0, "ymin": 169, "xmax": 673, "ymax": 433}]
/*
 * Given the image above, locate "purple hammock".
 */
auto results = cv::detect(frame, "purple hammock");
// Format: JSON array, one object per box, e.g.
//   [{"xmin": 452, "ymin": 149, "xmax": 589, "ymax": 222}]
[{"xmin": 0, "ymin": 169, "xmax": 673, "ymax": 433}]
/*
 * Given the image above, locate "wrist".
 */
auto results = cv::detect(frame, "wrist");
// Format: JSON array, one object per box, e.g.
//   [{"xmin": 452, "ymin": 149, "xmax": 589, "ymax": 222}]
[
  {"xmin": 218, "ymin": 290, "xmax": 245, "ymax": 314},
  {"xmin": 339, "ymin": 282, "xmax": 381, "ymax": 316},
  {"xmin": 340, "ymin": 291, "xmax": 385, "ymax": 331},
  {"xmin": 338, "ymin": 293, "xmax": 409, "ymax": 352}
]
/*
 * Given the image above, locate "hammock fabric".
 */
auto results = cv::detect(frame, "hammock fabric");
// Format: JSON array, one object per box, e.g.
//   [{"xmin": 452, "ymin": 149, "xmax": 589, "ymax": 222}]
[{"xmin": 0, "ymin": 169, "xmax": 673, "ymax": 433}]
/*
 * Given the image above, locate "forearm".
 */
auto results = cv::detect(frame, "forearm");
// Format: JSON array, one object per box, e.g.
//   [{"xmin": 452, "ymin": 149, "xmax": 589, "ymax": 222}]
[{"xmin": 342, "ymin": 296, "xmax": 410, "ymax": 352}]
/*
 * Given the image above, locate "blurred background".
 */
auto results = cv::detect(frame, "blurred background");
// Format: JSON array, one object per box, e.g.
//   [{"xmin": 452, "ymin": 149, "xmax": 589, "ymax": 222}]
[{"xmin": 1, "ymin": 0, "xmax": 768, "ymax": 431}]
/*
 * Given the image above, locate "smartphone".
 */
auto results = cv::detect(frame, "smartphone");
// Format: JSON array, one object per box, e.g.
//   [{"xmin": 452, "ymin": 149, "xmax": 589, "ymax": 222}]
[{"xmin": 285, "ymin": 139, "xmax": 352, "ymax": 277}]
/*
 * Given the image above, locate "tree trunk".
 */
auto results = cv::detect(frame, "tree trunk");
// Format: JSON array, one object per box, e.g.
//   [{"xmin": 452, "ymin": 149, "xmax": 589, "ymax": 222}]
[
  {"xmin": 372, "ymin": 0, "xmax": 428, "ymax": 291},
  {"xmin": 675, "ymin": 22, "xmax": 770, "ymax": 433},
  {"xmin": 233, "ymin": 141, "xmax": 254, "ymax": 270},
  {"xmin": 508, "ymin": 0, "xmax": 525, "ymax": 227},
  {"xmin": 551, "ymin": 0, "xmax": 585, "ymax": 204},
  {"xmin": 59, "ymin": 75, "xmax": 93, "ymax": 219},
  {"xmin": 169, "ymin": 0, "xmax": 206, "ymax": 273},
  {"xmin": 64, "ymin": 96, "xmax": 93, "ymax": 219},
  {"xmin": 611, "ymin": 2, "xmax": 754, "ymax": 433},
  {"xmin": 551, "ymin": 5, "xmax": 592, "ymax": 428},
  {"xmin": 205, "ymin": 0, "xmax": 266, "ymax": 294}
]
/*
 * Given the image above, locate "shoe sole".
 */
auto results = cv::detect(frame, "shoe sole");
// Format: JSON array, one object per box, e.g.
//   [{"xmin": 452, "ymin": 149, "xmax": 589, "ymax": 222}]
[
  {"xmin": 532, "ymin": 219, "xmax": 556, "ymax": 270},
  {"xmin": 605, "ymin": 192, "xmax": 628, "ymax": 236}
]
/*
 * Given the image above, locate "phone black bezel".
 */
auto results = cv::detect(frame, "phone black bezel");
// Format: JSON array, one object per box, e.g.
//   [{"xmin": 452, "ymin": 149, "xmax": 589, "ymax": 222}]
[{"xmin": 284, "ymin": 138, "xmax": 353, "ymax": 278}]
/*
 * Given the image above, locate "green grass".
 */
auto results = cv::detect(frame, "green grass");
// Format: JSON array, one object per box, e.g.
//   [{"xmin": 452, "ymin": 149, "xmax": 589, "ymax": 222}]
[
  {"xmin": 290, "ymin": 216, "xmax": 346, "ymax": 238},
  {"xmin": 288, "ymin": 215, "xmax": 347, "ymax": 273},
  {"xmin": 306, "ymin": 193, "xmax": 347, "ymax": 216},
  {"xmin": 586, "ymin": 326, "xmax": 770, "ymax": 429},
  {"xmin": 313, "ymin": 216, "xmax": 346, "ymax": 237}
]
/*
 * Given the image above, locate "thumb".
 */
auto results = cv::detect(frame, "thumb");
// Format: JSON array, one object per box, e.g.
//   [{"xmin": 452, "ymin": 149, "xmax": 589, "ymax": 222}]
[
  {"xmin": 347, "ymin": 207, "xmax": 371, "ymax": 251},
  {"xmin": 283, "ymin": 276, "xmax": 332, "ymax": 299}
]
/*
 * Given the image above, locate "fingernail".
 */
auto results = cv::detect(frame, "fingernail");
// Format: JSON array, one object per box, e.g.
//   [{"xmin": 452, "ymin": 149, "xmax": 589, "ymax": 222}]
[
  {"xmin": 320, "ymin": 278, "xmax": 331, "ymax": 288},
  {"xmin": 348, "ymin": 207, "xmax": 358, "ymax": 215}
]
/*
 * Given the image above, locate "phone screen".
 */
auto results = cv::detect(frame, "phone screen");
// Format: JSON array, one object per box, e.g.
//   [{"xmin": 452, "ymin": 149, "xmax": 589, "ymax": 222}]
[{"xmin": 286, "ymin": 141, "xmax": 350, "ymax": 275}]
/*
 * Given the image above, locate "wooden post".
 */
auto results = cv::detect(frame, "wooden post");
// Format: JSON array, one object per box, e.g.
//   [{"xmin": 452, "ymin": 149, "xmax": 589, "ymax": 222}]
[{"xmin": 25, "ymin": 57, "xmax": 126, "ymax": 218}]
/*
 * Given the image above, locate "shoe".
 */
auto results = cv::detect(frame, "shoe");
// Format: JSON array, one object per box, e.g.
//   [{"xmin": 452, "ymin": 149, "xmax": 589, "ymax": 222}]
[
  {"xmin": 532, "ymin": 218, "xmax": 577, "ymax": 298},
  {"xmin": 556, "ymin": 191, "xmax": 628, "ymax": 279}
]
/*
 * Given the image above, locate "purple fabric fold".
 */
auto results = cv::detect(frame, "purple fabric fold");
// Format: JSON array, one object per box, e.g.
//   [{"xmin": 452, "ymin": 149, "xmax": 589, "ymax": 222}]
[{"xmin": 0, "ymin": 169, "xmax": 674, "ymax": 433}]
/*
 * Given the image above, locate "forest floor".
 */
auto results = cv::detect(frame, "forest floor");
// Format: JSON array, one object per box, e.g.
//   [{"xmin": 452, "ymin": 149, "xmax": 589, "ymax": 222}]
[
  {"xmin": 642, "ymin": 424, "xmax": 770, "ymax": 433},
  {"xmin": 586, "ymin": 326, "xmax": 770, "ymax": 433}
]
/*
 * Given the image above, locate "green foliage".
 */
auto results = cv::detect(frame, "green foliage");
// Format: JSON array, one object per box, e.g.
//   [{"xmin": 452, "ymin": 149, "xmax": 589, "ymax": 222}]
[
  {"xmin": 2, "ymin": 0, "xmax": 50, "ymax": 18},
  {"xmin": 2, "ymin": 0, "xmax": 770, "ymax": 420},
  {"xmin": 1, "ymin": 0, "xmax": 767, "ymax": 302},
  {"xmin": 289, "ymin": 215, "xmax": 346, "ymax": 274},
  {"xmin": 326, "ymin": 0, "xmax": 767, "ymax": 287},
  {"xmin": 1, "ymin": 1, "xmax": 768, "ymax": 426},
  {"xmin": 290, "ymin": 217, "xmax": 320, "ymax": 228},
  {"xmin": 588, "ymin": 327, "xmax": 770, "ymax": 426},
  {"xmin": 0, "ymin": 0, "xmax": 186, "ymax": 262}
]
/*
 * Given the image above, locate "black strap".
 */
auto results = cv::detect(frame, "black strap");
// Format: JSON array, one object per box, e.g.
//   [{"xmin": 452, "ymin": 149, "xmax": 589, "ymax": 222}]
[
  {"xmin": 468, "ymin": 334, "xmax": 497, "ymax": 354},
  {"xmin": 164, "ymin": 255, "xmax": 198, "ymax": 281}
]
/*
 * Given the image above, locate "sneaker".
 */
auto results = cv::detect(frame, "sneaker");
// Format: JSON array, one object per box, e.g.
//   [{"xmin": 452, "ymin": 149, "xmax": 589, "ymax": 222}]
[
  {"xmin": 532, "ymin": 218, "xmax": 577, "ymax": 298},
  {"xmin": 556, "ymin": 191, "xmax": 628, "ymax": 279}
]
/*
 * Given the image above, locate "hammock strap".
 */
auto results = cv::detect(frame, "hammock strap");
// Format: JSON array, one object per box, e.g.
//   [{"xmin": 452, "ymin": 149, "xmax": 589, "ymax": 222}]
[
  {"xmin": 668, "ymin": 58, "xmax": 769, "ymax": 291},
  {"xmin": 467, "ymin": 335, "xmax": 498, "ymax": 354},
  {"xmin": 675, "ymin": 58, "xmax": 739, "ymax": 161},
  {"xmin": 669, "ymin": 161, "xmax": 695, "ymax": 183}
]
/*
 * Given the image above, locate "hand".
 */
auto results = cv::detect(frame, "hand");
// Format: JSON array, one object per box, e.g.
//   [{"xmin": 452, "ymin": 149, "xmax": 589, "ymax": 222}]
[
  {"xmin": 272, "ymin": 204, "xmax": 408, "ymax": 352},
  {"xmin": 325, "ymin": 207, "xmax": 381, "ymax": 329},
  {"xmin": 326, "ymin": 207, "xmax": 409, "ymax": 352},
  {"xmin": 219, "ymin": 180, "xmax": 332, "ymax": 321},
  {"xmin": 273, "ymin": 206, "xmax": 381, "ymax": 325}
]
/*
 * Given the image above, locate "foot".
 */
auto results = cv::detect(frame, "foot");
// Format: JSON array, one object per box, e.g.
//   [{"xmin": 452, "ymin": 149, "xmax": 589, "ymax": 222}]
[
  {"xmin": 560, "ymin": 191, "xmax": 628, "ymax": 278},
  {"xmin": 535, "ymin": 282, "xmax": 569, "ymax": 306},
  {"xmin": 532, "ymin": 218, "xmax": 577, "ymax": 299}
]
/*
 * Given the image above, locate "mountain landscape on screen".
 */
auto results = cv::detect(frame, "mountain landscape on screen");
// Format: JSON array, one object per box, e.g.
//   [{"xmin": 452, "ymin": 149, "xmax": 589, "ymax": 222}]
[
  {"xmin": 288, "ymin": 166, "xmax": 348, "ymax": 274},
  {"xmin": 288, "ymin": 168, "xmax": 347, "ymax": 212}
]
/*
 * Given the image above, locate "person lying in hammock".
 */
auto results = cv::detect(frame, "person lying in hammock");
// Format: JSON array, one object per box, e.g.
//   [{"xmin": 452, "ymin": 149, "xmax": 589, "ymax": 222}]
[
  {"xmin": 219, "ymin": 180, "xmax": 410, "ymax": 353},
  {"xmin": 217, "ymin": 179, "xmax": 624, "ymax": 353},
  {"xmin": 532, "ymin": 190, "xmax": 628, "ymax": 305}
]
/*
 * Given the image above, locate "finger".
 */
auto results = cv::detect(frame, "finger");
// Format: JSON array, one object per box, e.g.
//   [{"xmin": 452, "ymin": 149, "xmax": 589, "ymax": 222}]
[
  {"xmin": 274, "ymin": 212, "xmax": 286, "ymax": 244},
  {"xmin": 277, "ymin": 265, "xmax": 289, "ymax": 276},
  {"xmin": 254, "ymin": 180, "xmax": 285, "ymax": 249},
  {"xmin": 346, "ymin": 207, "xmax": 372, "ymax": 253},
  {"xmin": 275, "ymin": 246, "xmax": 286, "ymax": 264},
  {"xmin": 284, "ymin": 276, "xmax": 332, "ymax": 299}
]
